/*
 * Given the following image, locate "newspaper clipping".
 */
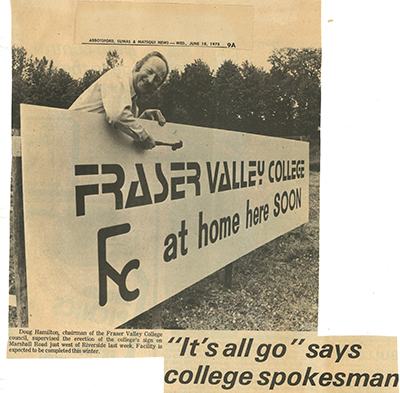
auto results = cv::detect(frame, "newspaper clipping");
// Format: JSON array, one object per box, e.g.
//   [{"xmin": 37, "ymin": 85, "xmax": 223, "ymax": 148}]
[{"xmin": 8, "ymin": 0, "xmax": 398, "ymax": 391}]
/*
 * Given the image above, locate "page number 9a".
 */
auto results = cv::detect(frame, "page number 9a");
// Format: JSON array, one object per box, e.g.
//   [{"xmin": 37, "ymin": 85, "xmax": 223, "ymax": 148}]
[{"xmin": 227, "ymin": 42, "xmax": 236, "ymax": 48}]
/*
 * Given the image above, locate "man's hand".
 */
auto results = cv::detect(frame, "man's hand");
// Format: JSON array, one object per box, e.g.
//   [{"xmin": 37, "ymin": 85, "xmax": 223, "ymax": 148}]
[
  {"xmin": 136, "ymin": 134, "xmax": 156, "ymax": 150},
  {"xmin": 139, "ymin": 109, "xmax": 166, "ymax": 126}
]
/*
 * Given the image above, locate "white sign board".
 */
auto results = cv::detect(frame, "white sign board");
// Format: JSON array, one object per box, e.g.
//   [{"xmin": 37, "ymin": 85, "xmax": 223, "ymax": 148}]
[{"xmin": 21, "ymin": 104, "xmax": 309, "ymax": 329}]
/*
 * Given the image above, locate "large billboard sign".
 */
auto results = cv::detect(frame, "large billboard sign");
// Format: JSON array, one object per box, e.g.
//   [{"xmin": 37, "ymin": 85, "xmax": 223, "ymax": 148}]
[{"xmin": 21, "ymin": 104, "xmax": 309, "ymax": 329}]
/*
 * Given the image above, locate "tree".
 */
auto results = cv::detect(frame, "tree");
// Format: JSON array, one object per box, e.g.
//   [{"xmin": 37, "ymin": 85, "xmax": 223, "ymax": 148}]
[
  {"xmin": 24, "ymin": 56, "xmax": 78, "ymax": 109},
  {"xmin": 76, "ymin": 69, "xmax": 103, "ymax": 96},
  {"xmin": 104, "ymin": 50, "xmax": 123, "ymax": 70},
  {"xmin": 12, "ymin": 46, "xmax": 29, "ymax": 129},
  {"xmin": 268, "ymin": 48, "xmax": 321, "ymax": 138},
  {"xmin": 211, "ymin": 60, "xmax": 244, "ymax": 131},
  {"xmin": 145, "ymin": 60, "xmax": 214, "ymax": 127},
  {"xmin": 238, "ymin": 61, "xmax": 271, "ymax": 135},
  {"xmin": 158, "ymin": 69, "xmax": 185, "ymax": 122},
  {"xmin": 12, "ymin": 46, "xmax": 78, "ymax": 129},
  {"xmin": 76, "ymin": 50, "xmax": 125, "ymax": 97},
  {"xmin": 11, "ymin": 48, "xmax": 130, "ymax": 129},
  {"xmin": 179, "ymin": 60, "xmax": 214, "ymax": 127}
]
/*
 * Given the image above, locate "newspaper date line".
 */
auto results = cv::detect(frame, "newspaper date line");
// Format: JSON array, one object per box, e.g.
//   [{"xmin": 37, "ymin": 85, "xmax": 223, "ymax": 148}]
[{"xmin": 87, "ymin": 38, "xmax": 236, "ymax": 48}]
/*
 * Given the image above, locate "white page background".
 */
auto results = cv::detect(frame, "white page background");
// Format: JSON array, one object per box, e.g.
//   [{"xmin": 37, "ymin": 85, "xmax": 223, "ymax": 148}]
[{"xmin": 0, "ymin": 0, "xmax": 399, "ymax": 391}]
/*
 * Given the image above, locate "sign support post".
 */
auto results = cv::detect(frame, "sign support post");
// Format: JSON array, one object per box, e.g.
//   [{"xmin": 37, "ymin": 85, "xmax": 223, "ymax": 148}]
[
  {"xmin": 12, "ymin": 132, "xmax": 28, "ymax": 327},
  {"xmin": 224, "ymin": 263, "xmax": 233, "ymax": 289}
]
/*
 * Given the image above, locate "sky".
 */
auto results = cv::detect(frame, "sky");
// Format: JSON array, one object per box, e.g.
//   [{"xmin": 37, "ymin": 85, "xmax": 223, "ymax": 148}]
[{"xmin": 11, "ymin": 0, "xmax": 321, "ymax": 78}]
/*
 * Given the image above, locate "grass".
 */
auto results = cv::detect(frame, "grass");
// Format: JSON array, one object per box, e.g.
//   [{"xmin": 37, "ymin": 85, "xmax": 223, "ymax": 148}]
[{"xmin": 121, "ymin": 171, "xmax": 319, "ymax": 331}]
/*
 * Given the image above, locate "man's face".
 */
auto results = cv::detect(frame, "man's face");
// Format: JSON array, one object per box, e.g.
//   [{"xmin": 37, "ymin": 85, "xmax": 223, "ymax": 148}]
[{"xmin": 133, "ymin": 56, "xmax": 167, "ymax": 95}]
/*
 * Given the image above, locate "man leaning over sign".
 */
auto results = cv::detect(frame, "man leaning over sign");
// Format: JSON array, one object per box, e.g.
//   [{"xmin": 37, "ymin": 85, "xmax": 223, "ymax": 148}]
[{"xmin": 69, "ymin": 51, "xmax": 169, "ymax": 150}]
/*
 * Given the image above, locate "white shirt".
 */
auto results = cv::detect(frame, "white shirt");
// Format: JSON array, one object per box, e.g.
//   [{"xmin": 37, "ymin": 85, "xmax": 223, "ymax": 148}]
[{"xmin": 69, "ymin": 66, "xmax": 148, "ymax": 141}]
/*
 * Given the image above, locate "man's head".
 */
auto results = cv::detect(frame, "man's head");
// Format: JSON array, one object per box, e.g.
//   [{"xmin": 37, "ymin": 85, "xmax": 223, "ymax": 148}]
[{"xmin": 133, "ymin": 52, "xmax": 169, "ymax": 95}]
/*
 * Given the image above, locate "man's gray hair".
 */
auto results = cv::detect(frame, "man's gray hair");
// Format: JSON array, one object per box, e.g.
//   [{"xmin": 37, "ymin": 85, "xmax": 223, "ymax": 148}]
[{"xmin": 135, "ymin": 51, "xmax": 169, "ymax": 85}]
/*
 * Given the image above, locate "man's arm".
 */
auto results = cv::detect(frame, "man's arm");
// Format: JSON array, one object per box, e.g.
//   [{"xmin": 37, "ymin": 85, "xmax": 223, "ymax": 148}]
[
  {"xmin": 109, "ymin": 107, "xmax": 154, "ymax": 146},
  {"xmin": 100, "ymin": 72, "xmax": 154, "ymax": 145}
]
